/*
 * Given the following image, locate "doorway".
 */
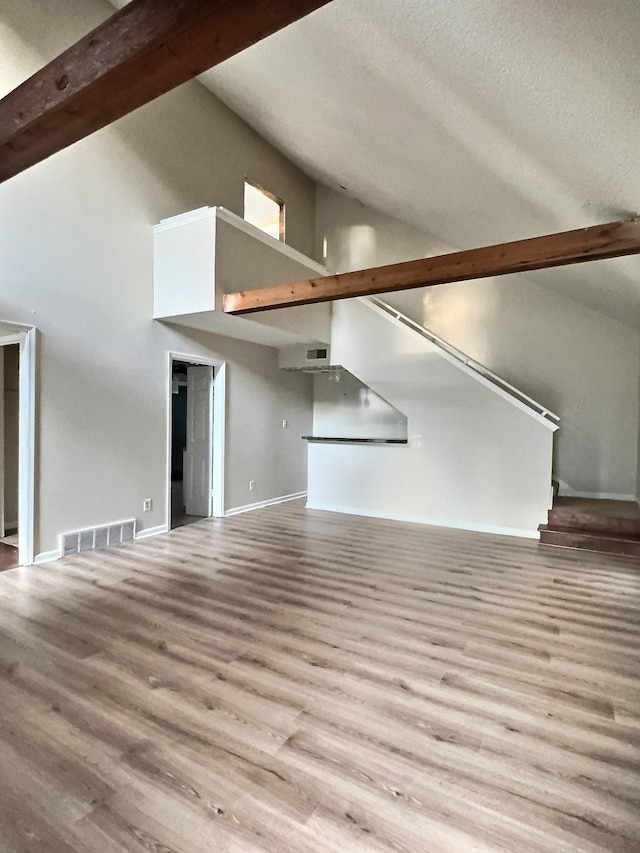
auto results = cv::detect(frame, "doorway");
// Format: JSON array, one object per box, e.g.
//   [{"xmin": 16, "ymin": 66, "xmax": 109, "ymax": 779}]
[
  {"xmin": 0, "ymin": 326, "xmax": 35, "ymax": 568},
  {"xmin": 0, "ymin": 344, "xmax": 19, "ymax": 570},
  {"xmin": 168, "ymin": 355, "xmax": 225, "ymax": 530}
]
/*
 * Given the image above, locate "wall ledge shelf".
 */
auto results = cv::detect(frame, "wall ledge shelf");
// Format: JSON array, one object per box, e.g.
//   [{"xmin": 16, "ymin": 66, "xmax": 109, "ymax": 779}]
[{"xmin": 302, "ymin": 436, "xmax": 408, "ymax": 445}]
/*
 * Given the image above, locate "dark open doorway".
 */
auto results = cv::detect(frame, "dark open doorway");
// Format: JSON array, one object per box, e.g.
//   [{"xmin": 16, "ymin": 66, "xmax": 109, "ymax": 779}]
[
  {"xmin": 0, "ymin": 343, "xmax": 20, "ymax": 571},
  {"xmin": 170, "ymin": 359, "xmax": 215, "ymax": 529}
]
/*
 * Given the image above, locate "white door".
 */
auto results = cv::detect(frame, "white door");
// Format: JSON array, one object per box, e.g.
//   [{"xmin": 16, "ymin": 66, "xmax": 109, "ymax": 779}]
[{"xmin": 183, "ymin": 365, "xmax": 213, "ymax": 517}]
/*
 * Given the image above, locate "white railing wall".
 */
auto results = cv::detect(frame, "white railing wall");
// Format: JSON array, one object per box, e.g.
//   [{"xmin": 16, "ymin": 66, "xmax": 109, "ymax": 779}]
[
  {"xmin": 366, "ymin": 296, "xmax": 559, "ymax": 428},
  {"xmin": 306, "ymin": 297, "xmax": 558, "ymax": 538}
]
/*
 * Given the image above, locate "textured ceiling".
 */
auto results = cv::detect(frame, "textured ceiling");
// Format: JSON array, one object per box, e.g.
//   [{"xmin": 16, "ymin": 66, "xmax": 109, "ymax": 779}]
[
  {"xmin": 200, "ymin": 0, "xmax": 640, "ymax": 328},
  {"xmin": 110, "ymin": 0, "xmax": 640, "ymax": 327}
]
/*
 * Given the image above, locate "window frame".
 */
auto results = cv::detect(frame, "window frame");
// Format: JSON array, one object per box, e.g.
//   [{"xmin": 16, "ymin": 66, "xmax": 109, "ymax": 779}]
[{"xmin": 243, "ymin": 177, "xmax": 286, "ymax": 242}]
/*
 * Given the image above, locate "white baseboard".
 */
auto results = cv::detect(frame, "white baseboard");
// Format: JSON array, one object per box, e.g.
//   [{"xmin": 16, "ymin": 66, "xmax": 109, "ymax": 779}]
[
  {"xmin": 305, "ymin": 501, "xmax": 540, "ymax": 540},
  {"xmin": 226, "ymin": 491, "xmax": 307, "ymax": 518},
  {"xmin": 557, "ymin": 485, "xmax": 636, "ymax": 501},
  {"xmin": 34, "ymin": 549, "xmax": 61, "ymax": 565},
  {"xmin": 135, "ymin": 523, "xmax": 169, "ymax": 540}
]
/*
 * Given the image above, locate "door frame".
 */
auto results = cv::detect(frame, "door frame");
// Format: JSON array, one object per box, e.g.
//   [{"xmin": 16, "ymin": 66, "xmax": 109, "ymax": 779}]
[
  {"xmin": 166, "ymin": 352, "xmax": 226, "ymax": 527},
  {"xmin": 0, "ymin": 325, "xmax": 36, "ymax": 566}
]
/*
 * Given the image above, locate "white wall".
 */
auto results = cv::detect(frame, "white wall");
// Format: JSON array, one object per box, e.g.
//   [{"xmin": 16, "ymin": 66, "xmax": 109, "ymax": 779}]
[
  {"xmin": 308, "ymin": 299, "xmax": 555, "ymax": 536},
  {"xmin": 317, "ymin": 186, "xmax": 640, "ymax": 499},
  {"xmin": 313, "ymin": 371, "xmax": 407, "ymax": 441},
  {"xmin": 0, "ymin": 0, "xmax": 315, "ymax": 556}
]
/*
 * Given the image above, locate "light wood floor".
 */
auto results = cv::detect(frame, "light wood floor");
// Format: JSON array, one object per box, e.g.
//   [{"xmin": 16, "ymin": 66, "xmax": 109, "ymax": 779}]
[{"xmin": 0, "ymin": 501, "xmax": 639, "ymax": 852}]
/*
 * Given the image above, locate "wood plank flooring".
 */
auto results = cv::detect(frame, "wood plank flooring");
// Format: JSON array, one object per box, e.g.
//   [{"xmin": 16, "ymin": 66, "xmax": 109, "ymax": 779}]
[{"xmin": 0, "ymin": 500, "xmax": 639, "ymax": 852}]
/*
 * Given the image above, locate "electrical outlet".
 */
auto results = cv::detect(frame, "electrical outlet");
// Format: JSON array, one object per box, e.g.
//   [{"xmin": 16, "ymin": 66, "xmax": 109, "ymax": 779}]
[
  {"xmin": 249, "ymin": 480, "xmax": 255, "ymax": 491},
  {"xmin": 143, "ymin": 498, "xmax": 152, "ymax": 512},
  {"xmin": 282, "ymin": 419, "xmax": 288, "ymax": 429}
]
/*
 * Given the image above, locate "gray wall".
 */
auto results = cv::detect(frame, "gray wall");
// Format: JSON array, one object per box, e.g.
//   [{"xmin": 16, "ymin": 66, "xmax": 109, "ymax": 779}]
[
  {"xmin": 0, "ymin": 0, "xmax": 315, "ymax": 556},
  {"xmin": 317, "ymin": 186, "xmax": 640, "ymax": 499}
]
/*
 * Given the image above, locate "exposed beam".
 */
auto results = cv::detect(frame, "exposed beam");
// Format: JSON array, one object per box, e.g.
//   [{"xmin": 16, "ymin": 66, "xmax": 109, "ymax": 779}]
[
  {"xmin": 223, "ymin": 219, "xmax": 640, "ymax": 314},
  {"xmin": 0, "ymin": 0, "xmax": 331, "ymax": 183}
]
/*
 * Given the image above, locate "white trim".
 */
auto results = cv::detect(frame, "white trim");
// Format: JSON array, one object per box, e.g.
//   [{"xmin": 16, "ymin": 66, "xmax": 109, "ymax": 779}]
[
  {"xmin": 154, "ymin": 206, "xmax": 328, "ymax": 276},
  {"xmin": 305, "ymin": 501, "xmax": 540, "ymax": 540},
  {"xmin": 20, "ymin": 328, "xmax": 36, "ymax": 566},
  {"xmin": 212, "ymin": 362, "xmax": 226, "ymax": 518},
  {"xmin": 225, "ymin": 491, "xmax": 307, "ymax": 517},
  {"xmin": 34, "ymin": 549, "xmax": 61, "ymax": 565},
  {"xmin": 156, "ymin": 206, "xmax": 212, "ymax": 230},
  {"xmin": 135, "ymin": 524, "xmax": 169, "ymax": 541},
  {"xmin": 0, "ymin": 326, "xmax": 36, "ymax": 566},
  {"xmin": 557, "ymin": 489, "xmax": 636, "ymax": 501},
  {"xmin": 167, "ymin": 352, "xmax": 226, "ymax": 529},
  {"xmin": 0, "ymin": 320, "xmax": 36, "ymax": 333}
]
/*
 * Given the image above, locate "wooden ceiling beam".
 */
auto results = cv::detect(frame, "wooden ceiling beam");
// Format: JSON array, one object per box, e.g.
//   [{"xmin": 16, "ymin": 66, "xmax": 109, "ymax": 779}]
[
  {"xmin": 223, "ymin": 219, "xmax": 640, "ymax": 314},
  {"xmin": 0, "ymin": 0, "xmax": 331, "ymax": 183}
]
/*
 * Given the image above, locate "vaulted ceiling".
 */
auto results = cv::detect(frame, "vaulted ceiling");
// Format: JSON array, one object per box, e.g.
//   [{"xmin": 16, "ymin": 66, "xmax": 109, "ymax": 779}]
[{"xmin": 113, "ymin": 0, "xmax": 640, "ymax": 327}]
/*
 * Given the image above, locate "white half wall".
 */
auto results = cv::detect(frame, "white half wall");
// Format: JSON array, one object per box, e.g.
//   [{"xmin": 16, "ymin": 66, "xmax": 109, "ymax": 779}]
[{"xmin": 307, "ymin": 299, "xmax": 555, "ymax": 535}]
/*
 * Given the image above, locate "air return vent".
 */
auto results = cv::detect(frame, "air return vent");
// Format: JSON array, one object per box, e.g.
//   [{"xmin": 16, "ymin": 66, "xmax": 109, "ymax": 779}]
[
  {"xmin": 61, "ymin": 519, "xmax": 136, "ymax": 557},
  {"xmin": 307, "ymin": 347, "xmax": 328, "ymax": 360}
]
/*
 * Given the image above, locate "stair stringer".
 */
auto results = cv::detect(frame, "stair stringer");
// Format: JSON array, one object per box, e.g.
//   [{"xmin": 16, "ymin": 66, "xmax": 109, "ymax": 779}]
[{"xmin": 306, "ymin": 298, "xmax": 556, "ymax": 537}]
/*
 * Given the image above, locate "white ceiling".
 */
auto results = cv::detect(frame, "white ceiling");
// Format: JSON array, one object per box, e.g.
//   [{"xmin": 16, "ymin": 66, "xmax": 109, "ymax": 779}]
[
  {"xmin": 200, "ymin": 0, "xmax": 640, "ymax": 328},
  {"xmin": 110, "ymin": 0, "xmax": 640, "ymax": 327}
]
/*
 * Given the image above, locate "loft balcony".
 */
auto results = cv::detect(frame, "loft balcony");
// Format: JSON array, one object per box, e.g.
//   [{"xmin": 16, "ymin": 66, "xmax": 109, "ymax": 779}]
[{"xmin": 153, "ymin": 206, "xmax": 330, "ymax": 348}]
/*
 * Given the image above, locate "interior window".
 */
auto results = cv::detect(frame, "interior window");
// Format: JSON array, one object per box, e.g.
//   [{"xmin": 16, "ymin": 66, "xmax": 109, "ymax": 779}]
[{"xmin": 243, "ymin": 179, "xmax": 285, "ymax": 241}]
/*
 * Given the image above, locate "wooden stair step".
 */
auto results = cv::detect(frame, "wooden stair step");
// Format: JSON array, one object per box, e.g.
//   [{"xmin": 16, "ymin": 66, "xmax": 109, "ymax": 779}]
[
  {"xmin": 539, "ymin": 525, "xmax": 640, "ymax": 558},
  {"xmin": 546, "ymin": 511, "xmax": 640, "ymax": 536}
]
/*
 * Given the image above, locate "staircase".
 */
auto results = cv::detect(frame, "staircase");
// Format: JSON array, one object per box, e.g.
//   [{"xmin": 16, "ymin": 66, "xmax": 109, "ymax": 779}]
[{"xmin": 539, "ymin": 497, "xmax": 640, "ymax": 557}]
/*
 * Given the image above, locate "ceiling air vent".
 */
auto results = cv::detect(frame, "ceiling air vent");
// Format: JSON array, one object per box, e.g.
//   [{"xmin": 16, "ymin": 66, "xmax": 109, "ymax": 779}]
[{"xmin": 307, "ymin": 348, "xmax": 328, "ymax": 360}]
